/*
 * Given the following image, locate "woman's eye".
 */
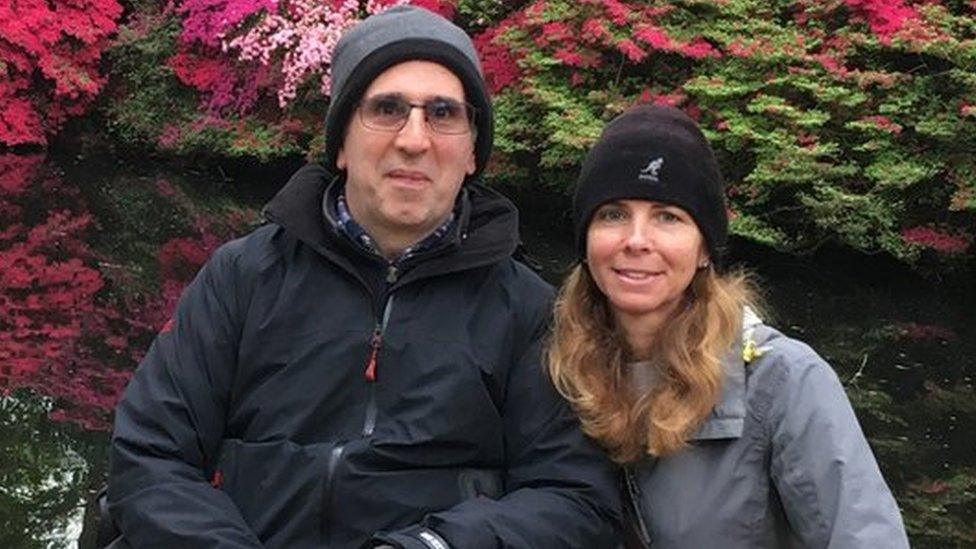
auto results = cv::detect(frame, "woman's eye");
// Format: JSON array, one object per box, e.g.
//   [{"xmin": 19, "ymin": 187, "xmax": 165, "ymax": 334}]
[
  {"xmin": 657, "ymin": 209, "xmax": 685, "ymax": 223},
  {"xmin": 596, "ymin": 207, "xmax": 626, "ymax": 222}
]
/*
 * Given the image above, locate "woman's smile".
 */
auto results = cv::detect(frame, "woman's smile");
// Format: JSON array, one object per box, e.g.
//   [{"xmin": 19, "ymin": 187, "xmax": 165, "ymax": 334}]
[{"xmin": 586, "ymin": 199, "xmax": 706, "ymax": 328}]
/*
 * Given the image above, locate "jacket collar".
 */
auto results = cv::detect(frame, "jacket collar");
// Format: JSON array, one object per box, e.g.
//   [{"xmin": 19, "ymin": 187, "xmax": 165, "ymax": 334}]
[
  {"xmin": 689, "ymin": 309, "xmax": 765, "ymax": 441},
  {"xmin": 261, "ymin": 163, "xmax": 520, "ymax": 282}
]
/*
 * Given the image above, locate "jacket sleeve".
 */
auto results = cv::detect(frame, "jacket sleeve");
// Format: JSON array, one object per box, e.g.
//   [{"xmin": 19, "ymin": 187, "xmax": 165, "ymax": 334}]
[
  {"xmin": 767, "ymin": 344, "xmax": 910, "ymax": 549},
  {"xmin": 107, "ymin": 243, "xmax": 263, "ymax": 548},
  {"xmin": 376, "ymin": 283, "xmax": 622, "ymax": 549}
]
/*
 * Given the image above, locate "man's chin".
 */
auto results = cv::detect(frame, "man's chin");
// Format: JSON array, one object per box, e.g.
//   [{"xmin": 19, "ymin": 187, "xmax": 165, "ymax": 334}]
[{"xmin": 381, "ymin": 212, "xmax": 437, "ymax": 235}]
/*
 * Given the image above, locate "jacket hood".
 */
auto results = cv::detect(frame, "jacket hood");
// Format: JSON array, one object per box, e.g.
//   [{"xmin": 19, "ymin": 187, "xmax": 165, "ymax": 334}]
[
  {"xmin": 262, "ymin": 163, "xmax": 520, "ymax": 277},
  {"xmin": 691, "ymin": 308, "xmax": 772, "ymax": 442}
]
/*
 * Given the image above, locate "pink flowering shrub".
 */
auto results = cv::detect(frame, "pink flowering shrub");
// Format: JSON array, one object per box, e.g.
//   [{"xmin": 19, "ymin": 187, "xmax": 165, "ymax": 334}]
[
  {"xmin": 175, "ymin": 0, "xmax": 276, "ymax": 48},
  {"xmin": 217, "ymin": 0, "xmax": 455, "ymax": 107},
  {"xmin": 0, "ymin": 0, "xmax": 123, "ymax": 147},
  {"xmin": 103, "ymin": 0, "xmax": 457, "ymax": 159},
  {"xmin": 222, "ymin": 0, "xmax": 405, "ymax": 107}
]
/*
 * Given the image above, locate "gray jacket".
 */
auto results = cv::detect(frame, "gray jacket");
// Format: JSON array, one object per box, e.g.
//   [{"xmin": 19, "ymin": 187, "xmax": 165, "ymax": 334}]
[{"xmin": 626, "ymin": 312, "xmax": 909, "ymax": 548}]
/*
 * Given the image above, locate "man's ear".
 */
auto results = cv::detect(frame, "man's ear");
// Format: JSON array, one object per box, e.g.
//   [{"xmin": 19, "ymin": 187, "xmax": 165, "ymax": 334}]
[
  {"xmin": 337, "ymin": 146, "xmax": 347, "ymax": 170},
  {"xmin": 465, "ymin": 150, "xmax": 475, "ymax": 176}
]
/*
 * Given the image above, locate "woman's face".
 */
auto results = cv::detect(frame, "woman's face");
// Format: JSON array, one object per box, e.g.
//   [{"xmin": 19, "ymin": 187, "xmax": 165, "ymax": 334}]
[{"xmin": 586, "ymin": 199, "xmax": 707, "ymax": 327}]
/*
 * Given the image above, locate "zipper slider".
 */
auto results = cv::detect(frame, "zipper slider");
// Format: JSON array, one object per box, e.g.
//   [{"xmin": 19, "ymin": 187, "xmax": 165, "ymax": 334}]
[
  {"xmin": 386, "ymin": 265, "xmax": 399, "ymax": 284},
  {"xmin": 364, "ymin": 329, "xmax": 382, "ymax": 381}
]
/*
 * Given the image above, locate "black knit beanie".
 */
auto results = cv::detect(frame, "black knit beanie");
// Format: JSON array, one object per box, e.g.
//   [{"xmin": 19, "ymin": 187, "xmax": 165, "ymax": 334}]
[
  {"xmin": 324, "ymin": 6, "xmax": 492, "ymax": 179},
  {"xmin": 573, "ymin": 104, "xmax": 728, "ymax": 263}
]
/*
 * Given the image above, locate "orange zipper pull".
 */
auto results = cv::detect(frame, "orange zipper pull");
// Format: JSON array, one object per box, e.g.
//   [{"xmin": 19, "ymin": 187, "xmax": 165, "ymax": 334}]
[{"xmin": 364, "ymin": 331, "xmax": 382, "ymax": 381}]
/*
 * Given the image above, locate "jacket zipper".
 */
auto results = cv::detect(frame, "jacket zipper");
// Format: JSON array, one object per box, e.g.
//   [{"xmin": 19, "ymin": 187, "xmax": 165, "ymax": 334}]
[
  {"xmin": 322, "ymin": 293, "xmax": 395, "ymax": 542},
  {"xmin": 321, "ymin": 444, "xmax": 345, "ymax": 544},
  {"xmin": 362, "ymin": 293, "xmax": 394, "ymax": 436},
  {"xmin": 624, "ymin": 467, "xmax": 653, "ymax": 547}
]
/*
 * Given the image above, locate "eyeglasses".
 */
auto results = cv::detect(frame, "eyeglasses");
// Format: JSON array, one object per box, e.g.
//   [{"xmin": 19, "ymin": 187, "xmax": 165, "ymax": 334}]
[{"xmin": 357, "ymin": 94, "xmax": 476, "ymax": 135}]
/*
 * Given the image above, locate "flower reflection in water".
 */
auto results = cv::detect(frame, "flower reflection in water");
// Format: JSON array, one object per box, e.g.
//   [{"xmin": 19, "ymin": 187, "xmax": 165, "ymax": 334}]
[{"xmin": 0, "ymin": 153, "xmax": 259, "ymax": 546}]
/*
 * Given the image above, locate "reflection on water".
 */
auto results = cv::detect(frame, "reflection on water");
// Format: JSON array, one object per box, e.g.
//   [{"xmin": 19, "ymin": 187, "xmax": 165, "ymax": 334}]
[
  {"xmin": 0, "ymin": 152, "xmax": 260, "ymax": 547},
  {"xmin": 0, "ymin": 153, "xmax": 973, "ymax": 547},
  {"xmin": 0, "ymin": 154, "xmax": 131, "ymax": 431},
  {"xmin": 0, "ymin": 393, "xmax": 102, "ymax": 548}
]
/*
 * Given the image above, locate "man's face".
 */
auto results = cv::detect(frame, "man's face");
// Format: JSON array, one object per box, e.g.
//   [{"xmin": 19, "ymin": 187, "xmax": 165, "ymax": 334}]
[{"xmin": 338, "ymin": 60, "xmax": 476, "ymax": 251}]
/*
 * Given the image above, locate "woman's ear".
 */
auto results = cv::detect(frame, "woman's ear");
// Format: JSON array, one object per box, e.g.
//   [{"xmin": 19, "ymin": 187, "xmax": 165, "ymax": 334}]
[{"xmin": 697, "ymin": 251, "xmax": 710, "ymax": 270}]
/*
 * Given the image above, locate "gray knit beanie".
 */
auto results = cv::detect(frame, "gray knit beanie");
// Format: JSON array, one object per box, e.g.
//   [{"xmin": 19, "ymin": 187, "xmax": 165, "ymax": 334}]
[{"xmin": 324, "ymin": 6, "xmax": 492, "ymax": 179}]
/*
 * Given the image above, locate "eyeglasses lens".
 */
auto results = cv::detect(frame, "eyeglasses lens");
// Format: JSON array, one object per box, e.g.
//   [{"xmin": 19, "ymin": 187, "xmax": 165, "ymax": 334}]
[{"xmin": 360, "ymin": 96, "xmax": 473, "ymax": 134}]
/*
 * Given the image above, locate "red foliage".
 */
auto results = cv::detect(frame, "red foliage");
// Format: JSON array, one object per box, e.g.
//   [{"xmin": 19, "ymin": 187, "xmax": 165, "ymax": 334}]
[
  {"xmin": 476, "ymin": 0, "xmax": 726, "ymax": 90},
  {"xmin": 175, "ymin": 0, "xmax": 275, "ymax": 49},
  {"xmin": 616, "ymin": 39, "xmax": 647, "ymax": 62},
  {"xmin": 169, "ymin": 0, "xmax": 281, "ymax": 115},
  {"xmin": 157, "ymin": 233, "xmax": 222, "ymax": 282},
  {"xmin": 409, "ymin": 0, "xmax": 458, "ymax": 19},
  {"xmin": 634, "ymin": 24, "xmax": 720, "ymax": 60},
  {"xmin": 635, "ymin": 25, "xmax": 673, "ymax": 50},
  {"xmin": 844, "ymin": 0, "xmax": 918, "ymax": 43},
  {"xmin": 901, "ymin": 225, "xmax": 972, "ymax": 254},
  {"xmin": 680, "ymin": 38, "xmax": 721, "ymax": 60},
  {"xmin": 553, "ymin": 48, "xmax": 584, "ymax": 67},
  {"xmin": 599, "ymin": 0, "xmax": 632, "ymax": 25},
  {"xmin": 644, "ymin": 91, "xmax": 686, "ymax": 107},
  {"xmin": 581, "ymin": 18, "xmax": 613, "ymax": 45},
  {"xmin": 169, "ymin": 49, "xmax": 266, "ymax": 114},
  {"xmin": 0, "ymin": 80, "xmax": 46, "ymax": 147},
  {"xmin": 473, "ymin": 15, "xmax": 526, "ymax": 94},
  {"xmin": 537, "ymin": 22, "xmax": 574, "ymax": 46},
  {"xmin": 135, "ymin": 185, "xmax": 255, "ymax": 335},
  {"xmin": 132, "ymin": 238, "xmax": 217, "ymax": 336},
  {"xmin": 0, "ymin": 154, "xmax": 131, "ymax": 430},
  {"xmin": 896, "ymin": 322, "xmax": 958, "ymax": 341},
  {"xmin": 858, "ymin": 115, "xmax": 903, "ymax": 134},
  {"xmin": 0, "ymin": 0, "xmax": 123, "ymax": 147},
  {"xmin": 0, "ymin": 154, "xmax": 255, "ymax": 430}
]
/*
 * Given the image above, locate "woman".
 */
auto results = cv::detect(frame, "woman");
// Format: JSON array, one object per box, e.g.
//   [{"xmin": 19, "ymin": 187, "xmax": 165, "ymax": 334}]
[{"xmin": 548, "ymin": 105, "xmax": 909, "ymax": 548}]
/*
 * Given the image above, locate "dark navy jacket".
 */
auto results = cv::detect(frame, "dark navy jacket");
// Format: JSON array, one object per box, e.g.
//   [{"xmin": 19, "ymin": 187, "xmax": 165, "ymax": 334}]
[{"xmin": 108, "ymin": 165, "xmax": 620, "ymax": 549}]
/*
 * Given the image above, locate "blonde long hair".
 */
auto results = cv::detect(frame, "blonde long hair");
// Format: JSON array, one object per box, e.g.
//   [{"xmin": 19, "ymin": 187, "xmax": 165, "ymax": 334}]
[{"xmin": 547, "ymin": 263, "xmax": 757, "ymax": 463}]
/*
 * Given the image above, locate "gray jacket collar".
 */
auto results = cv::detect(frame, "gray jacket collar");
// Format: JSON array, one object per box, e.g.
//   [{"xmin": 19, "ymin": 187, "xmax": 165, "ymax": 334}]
[{"xmin": 690, "ymin": 309, "xmax": 764, "ymax": 441}]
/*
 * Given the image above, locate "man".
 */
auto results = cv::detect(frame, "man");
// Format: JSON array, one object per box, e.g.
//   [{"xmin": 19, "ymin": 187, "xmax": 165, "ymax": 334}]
[{"xmin": 107, "ymin": 6, "xmax": 620, "ymax": 548}]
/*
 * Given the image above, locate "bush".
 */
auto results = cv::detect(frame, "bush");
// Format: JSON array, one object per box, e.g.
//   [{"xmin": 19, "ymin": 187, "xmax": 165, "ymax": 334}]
[
  {"xmin": 86, "ymin": 0, "xmax": 976, "ymax": 268},
  {"xmin": 474, "ymin": 0, "xmax": 975, "ymax": 266},
  {"xmin": 0, "ymin": 0, "xmax": 122, "ymax": 147}
]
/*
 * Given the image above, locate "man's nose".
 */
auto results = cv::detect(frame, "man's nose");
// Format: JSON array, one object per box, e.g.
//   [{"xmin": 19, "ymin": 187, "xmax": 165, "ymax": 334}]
[{"xmin": 394, "ymin": 107, "xmax": 432, "ymax": 154}]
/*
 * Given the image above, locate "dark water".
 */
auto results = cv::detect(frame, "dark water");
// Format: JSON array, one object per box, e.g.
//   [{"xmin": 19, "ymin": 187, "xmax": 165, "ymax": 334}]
[{"xmin": 1, "ymin": 153, "xmax": 973, "ymax": 547}]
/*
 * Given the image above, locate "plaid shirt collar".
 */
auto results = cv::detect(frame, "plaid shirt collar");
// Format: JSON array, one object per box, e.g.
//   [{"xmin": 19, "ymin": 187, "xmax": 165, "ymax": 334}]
[{"xmin": 334, "ymin": 192, "xmax": 457, "ymax": 265}]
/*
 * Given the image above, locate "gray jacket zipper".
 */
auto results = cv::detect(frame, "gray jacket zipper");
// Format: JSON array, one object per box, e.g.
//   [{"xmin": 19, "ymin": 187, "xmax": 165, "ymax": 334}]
[{"xmin": 624, "ymin": 467, "xmax": 653, "ymax": 547}]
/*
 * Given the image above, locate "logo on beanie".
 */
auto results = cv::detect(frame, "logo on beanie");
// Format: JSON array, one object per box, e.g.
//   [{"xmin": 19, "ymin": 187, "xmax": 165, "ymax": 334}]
[{"xmin": 638, "ymin": 157, "xmax": 664, "ymax": 183}]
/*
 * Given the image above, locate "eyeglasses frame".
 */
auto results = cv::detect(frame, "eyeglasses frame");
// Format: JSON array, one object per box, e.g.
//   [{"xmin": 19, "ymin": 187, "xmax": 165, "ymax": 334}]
[{"xmin": 355, "ymin": 95, "xmax": 478, "ymax": 136}]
